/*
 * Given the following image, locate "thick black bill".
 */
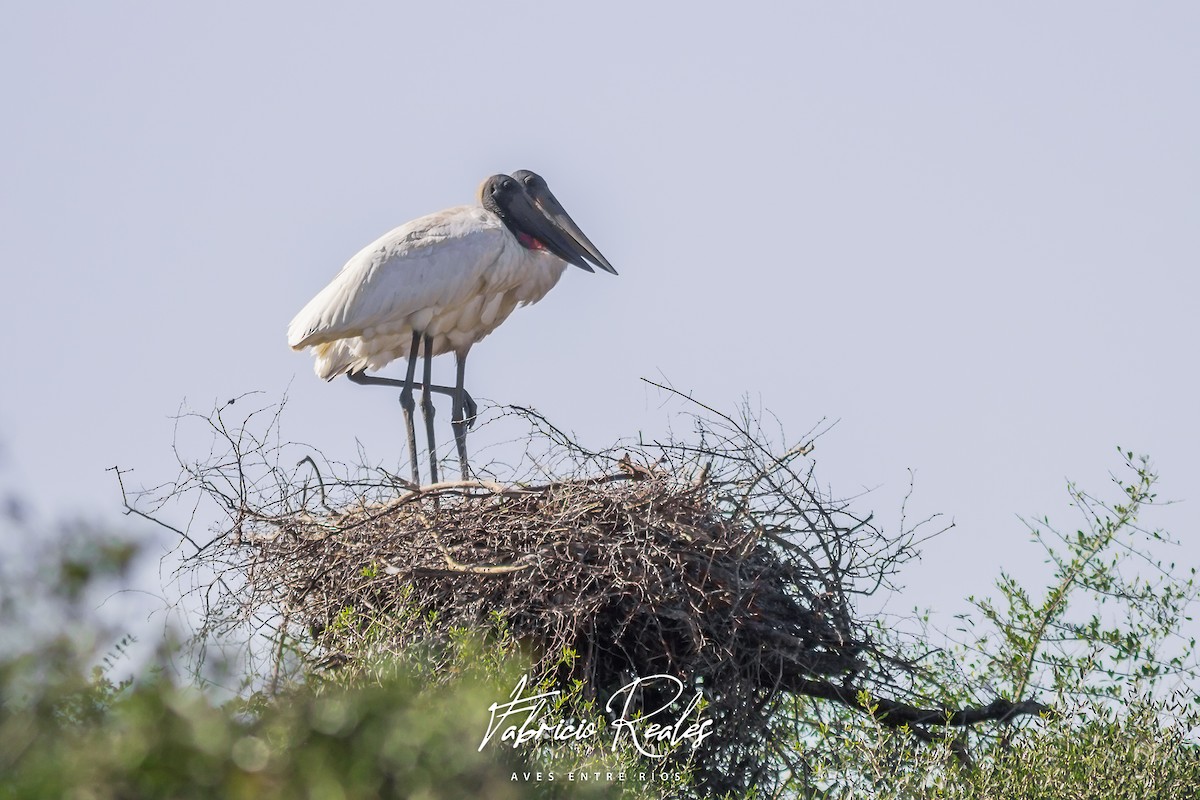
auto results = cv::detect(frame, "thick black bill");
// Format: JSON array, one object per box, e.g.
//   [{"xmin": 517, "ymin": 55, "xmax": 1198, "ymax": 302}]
[
  {"xmin": 497, "ymin": 180, "xmax": 598, "ymax": 273},
  {"xmin": 512, "ymin": 170, "xmax": 618, "ymax": 275}
]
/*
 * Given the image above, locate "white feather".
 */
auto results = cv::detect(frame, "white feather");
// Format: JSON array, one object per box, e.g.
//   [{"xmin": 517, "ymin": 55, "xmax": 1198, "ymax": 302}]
[{"xmin": 289, "ymin": 204, "xmax": 567, "ymax": 380}]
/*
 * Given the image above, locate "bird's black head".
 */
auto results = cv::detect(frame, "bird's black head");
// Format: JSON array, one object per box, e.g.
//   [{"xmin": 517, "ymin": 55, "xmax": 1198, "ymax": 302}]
[
  {"xmin": 510, "ymin": 169, "xmax": 617, "ymax": 275},
  {"xmin": 479, "ymin": 173, "xmax": 522, "ymax": 215},
  {"xmin": 478, "ymin": 173, "xmax": 595, "ymax": 272},
  {"xmin": 512, "ymin": 169, "xmax": 549, "ymax": 195}
]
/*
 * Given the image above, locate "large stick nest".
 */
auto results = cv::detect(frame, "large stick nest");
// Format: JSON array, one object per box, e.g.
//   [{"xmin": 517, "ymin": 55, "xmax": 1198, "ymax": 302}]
[
  {"xmin": 267, "ymin": 467, "xmax": 863, "ymax": 706},
  {"xmin": 131, "ymin": 392, "xmax": 1043, "ymax": 796}
]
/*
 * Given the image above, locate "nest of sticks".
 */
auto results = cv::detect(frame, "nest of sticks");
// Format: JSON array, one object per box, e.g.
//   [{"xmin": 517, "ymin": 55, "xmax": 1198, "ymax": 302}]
[
  {"xmin": 273, "ymin": 463, "xmax": 861, "ymax": 694},
  {"xmin": 245, "ymin": 463, "xmax": 867, "ymax": 793},
  {"xmin": 141, "ymin": 394, "xmax": 1043, "ymax": 796}
]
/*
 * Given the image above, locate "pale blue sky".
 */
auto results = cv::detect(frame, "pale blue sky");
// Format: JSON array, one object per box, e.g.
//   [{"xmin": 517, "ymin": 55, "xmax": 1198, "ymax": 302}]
[{"xmin": 1, "ymin": 3, "xmax": 1197, "ymax": 630}]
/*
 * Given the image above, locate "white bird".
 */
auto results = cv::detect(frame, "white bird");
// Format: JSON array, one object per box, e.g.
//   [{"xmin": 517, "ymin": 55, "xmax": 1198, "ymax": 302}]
[{"xmin": 288, "ymin": 170, "xmax": 616, "ymax": 484}]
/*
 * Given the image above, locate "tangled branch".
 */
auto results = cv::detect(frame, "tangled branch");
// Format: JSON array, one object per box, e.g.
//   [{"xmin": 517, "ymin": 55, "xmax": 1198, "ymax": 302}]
[{"xmin": 124, "ymin": 391, "xmax": 1047, "ymax": 796}]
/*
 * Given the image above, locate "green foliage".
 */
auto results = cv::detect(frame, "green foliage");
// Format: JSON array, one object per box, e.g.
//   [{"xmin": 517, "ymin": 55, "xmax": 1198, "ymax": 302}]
[
  {"xmin": 969, "ymin": 450, "xmax": 1198, "ymax": 705},
  {"xmin": 1, "ymin": 631, "xmax": 666, "ymax": 799},
  {"xmin": 3, "ymin": 446, "xmax": 1199, "ymax": 799},
  {"xmin": 961, "ymin": 698, "xmax": 1200, "ymax": 800},
  {"xmin": 0, "ymin": 513, "xmax": 660, "ymax": 798},
  {"xmin": 793, "ymin": 694, "xmax": 1200, "ymax": 800},
  {"xmin": 763, "ymin": 450, "xmax": 1200, "ymax": 798},
  {"xmin": 1, "ymin": 663, "xmax": 633, "ymax": 799}
]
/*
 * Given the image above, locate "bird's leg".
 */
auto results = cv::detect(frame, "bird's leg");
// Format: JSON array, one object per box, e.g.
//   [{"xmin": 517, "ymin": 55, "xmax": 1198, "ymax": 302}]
[
  {"xmin": 451, "ymin": 348, "xmax": 471, "ymax": 479},
  {"xmin": 399, "ymin": 331, "xmax": 421, "ymax": 485},
  {"xmin": 420, "ymin": 334, "xmax": 439, "ymax": 485},
  {"xmin": 346, "ymin": 373, "xmax": 478, "ymax": 429}
]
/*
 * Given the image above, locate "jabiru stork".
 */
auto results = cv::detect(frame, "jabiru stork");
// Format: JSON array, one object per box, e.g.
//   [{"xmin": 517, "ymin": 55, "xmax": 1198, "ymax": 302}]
[{"xmin": 288, "ymin": 171, "xmax": 616, "ymax": 484}]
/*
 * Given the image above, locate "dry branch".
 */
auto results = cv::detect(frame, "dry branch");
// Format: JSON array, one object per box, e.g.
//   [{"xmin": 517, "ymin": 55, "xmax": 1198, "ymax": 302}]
[{"xmin": 133, "ymin": 395, "xmax": 1045, "ymax": 797}]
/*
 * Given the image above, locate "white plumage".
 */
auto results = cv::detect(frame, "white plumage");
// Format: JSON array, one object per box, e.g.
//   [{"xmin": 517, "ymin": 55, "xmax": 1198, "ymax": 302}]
[
  {"xmin": 288, "ymin": 205, "xmax": 566, "ymax": 379},
  {"xmin": 287, "ymin": 170, "xmax": 615, "ymax": 483}
]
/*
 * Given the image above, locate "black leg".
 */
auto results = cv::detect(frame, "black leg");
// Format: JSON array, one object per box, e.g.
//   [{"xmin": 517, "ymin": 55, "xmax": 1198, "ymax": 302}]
[
  {"xmin": 346, "ymin": 374, "xmax": 478, "ymax": 429},
  {"xmin": 397, "ymin": 332, "xmax": 421, "ymax": 485},
  {"xmin": 452, "ymin": 348, "xmax": 471, "ymax": 479},
  {"xmin": 420, "ymin": 334, "xmax": 439, "ymax": 484}
]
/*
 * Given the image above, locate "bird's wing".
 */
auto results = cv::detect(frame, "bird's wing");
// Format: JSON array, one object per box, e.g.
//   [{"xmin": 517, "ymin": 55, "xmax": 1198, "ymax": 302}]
[{"xmin": 287, "ymin": 206, "xmax": 506, "ymax": 349}]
